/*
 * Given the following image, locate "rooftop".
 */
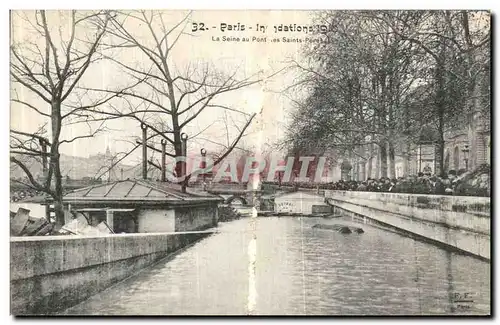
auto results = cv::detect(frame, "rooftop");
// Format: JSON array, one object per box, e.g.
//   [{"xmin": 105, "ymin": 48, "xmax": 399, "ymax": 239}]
[{"xmin": 63, "ymin": 179, "xmax": 223, "ymax": 204}]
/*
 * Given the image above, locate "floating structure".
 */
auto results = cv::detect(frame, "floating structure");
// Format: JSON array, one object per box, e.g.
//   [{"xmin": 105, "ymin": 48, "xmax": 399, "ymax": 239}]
[
  {"xmin": 257, "ymin": 211, "xmax": 334, "ymax": 218},
  {"xmin": 273, "ymin": 191, "xmax": 331, "ymax": 215},
  {"xmin": 60, "ymin": 179, "xmax": 223, "ymax": 234},
  {"xmin": 312, "ymin": 224, "xmax": 364, "ymax": 234}
]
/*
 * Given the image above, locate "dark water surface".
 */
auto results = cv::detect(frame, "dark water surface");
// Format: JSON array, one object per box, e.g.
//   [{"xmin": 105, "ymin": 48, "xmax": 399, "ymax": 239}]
[{"xmin": 63, "ymin": 216, "xmax": 490, "ymax": 316}]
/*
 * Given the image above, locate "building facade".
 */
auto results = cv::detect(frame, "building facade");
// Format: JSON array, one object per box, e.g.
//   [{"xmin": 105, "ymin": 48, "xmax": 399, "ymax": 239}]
[{"xmin": 335, "ymin": 112, "xmax": 490, "ymax": 181}]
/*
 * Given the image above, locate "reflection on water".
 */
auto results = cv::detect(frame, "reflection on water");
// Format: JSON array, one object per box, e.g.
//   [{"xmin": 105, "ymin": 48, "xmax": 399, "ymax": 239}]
[{"xmin": 63, "ymin": 217, "xmax": 490, "ymax": 316}]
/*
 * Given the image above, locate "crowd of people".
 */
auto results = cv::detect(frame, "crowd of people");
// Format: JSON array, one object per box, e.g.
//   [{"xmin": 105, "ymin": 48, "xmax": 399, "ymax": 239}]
[
  {"xmin": 326, "ymin": 173, "xmax": 458, "ymax": 195},
  {"xmin": 11, "ymin": 165, "xmax": 490, "ymax": 201},
  {"xmin": 267, "ymin": 166, "xmax": 490, "ymax": 197}
]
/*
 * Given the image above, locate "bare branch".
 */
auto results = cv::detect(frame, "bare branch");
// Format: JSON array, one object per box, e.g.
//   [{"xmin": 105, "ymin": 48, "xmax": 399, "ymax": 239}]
[
  {"xmin": 10, "ymin": 156, "xmax": 54, "ymax": 196},
  {"xmin": 11, "ymin": 98, "xmax": 50, "ymax": 117},
  {"xmin": 10, "ymin": 129, "xmax": 51, "ymax": 145}
]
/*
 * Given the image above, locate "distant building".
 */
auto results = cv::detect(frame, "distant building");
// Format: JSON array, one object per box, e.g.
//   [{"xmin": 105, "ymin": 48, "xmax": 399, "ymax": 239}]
[
  {"xmin": 443, "ymin": 110, "xmax": 490, "ymax": 173},
  {"xmin": 335, "ymin": 111, "xmax": 490, "ymax": 181}
]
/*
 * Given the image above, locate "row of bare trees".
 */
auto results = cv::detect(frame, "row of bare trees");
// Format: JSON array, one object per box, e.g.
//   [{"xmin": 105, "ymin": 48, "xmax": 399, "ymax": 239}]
[
  {"xmin": 284, "ymin": 10, "xmax": 490, "ymax": 180},
  {"xmin": 10, "ymin": 10, "xmax": 272, "ymax": 227}
]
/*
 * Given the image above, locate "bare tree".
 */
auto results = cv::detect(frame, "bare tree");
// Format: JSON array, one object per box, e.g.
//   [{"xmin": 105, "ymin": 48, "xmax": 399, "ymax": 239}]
[
  {"xmin": 80, "ymin": 10, "xmax": 281, "ymax": 191},
  {"xmin": 10, "ymin": 10, "xmax": 114, "ymax": 227},
  {"xmin": 285, "ymin": 11, "xmax": 425, "ymax": 179},
  {"xmin": 284, "ymin": 10, "xmax": 490, "ymax": 179},
  {"xmin": 368, "ymin": 10, "xmax": 490, "ymax": 175}
]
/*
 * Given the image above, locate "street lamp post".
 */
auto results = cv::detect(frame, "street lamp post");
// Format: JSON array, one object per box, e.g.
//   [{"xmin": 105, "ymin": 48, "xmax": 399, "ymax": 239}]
[
  {"xmin": 200, "ymin": 148, "xmax": 207, "ymax": 187},
  {"xmin": 462, "ymin": 144, "xmax": 470, "ymax": 171}
]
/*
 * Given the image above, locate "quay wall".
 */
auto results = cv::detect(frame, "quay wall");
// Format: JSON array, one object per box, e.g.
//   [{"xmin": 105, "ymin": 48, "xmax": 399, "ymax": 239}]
[
  {"xmin": 10, "ymin": 231, "xmax": 214, "ymax": 315},
  {"xmin": 136, "ymin": 204, "xmax": 218, "ymax": 233},
  {"xmin": 176, "ymin": 205, "xmax": 218, "ymax": 232},
  {"xmin": 324, "ymin": 190, "xmax": 490, "ymax": 260}
]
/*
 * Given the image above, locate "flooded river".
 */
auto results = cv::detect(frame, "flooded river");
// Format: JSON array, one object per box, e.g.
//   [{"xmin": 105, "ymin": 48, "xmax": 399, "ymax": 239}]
[{"xmin": 63, "ymin": 216, "xmax": 490, "ymax": 316}]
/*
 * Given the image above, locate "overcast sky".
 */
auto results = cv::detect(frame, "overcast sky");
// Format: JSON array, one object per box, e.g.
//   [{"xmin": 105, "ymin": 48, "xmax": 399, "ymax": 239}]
[{"xmin": 11, "ymin": 10, "xmax": 320, "ymax": 165}]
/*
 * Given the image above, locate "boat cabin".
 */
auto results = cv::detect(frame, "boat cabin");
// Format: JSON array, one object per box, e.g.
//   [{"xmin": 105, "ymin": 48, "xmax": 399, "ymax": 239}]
[{"xmin": 61, "ymin": 179, "xmax": 223, "ymax": 234}]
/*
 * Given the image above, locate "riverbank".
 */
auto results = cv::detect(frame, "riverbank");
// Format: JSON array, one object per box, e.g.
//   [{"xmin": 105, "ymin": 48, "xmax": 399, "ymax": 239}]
[
  {"xmin": 11, "ymin": 231, "xmax": 214, "ymax": 315},
  {"xmin": 62, "ymin": 217, "xmax": 490, "ymax": 315}
]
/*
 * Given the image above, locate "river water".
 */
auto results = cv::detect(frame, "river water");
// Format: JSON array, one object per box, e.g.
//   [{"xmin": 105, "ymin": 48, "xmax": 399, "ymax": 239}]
[{"xmin": 63, "ymin": 216, "xmax": 490, "ymax": 316}]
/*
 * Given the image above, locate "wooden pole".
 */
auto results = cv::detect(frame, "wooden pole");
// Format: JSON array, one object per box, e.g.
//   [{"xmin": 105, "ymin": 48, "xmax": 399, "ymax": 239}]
[
  {"xmin": 181, "ymin": 133, "xmax": 188, "ymax": 179},
  {"xmin": 141, "ymin": 124, "xmax": 147, "ymax": 179},
  {"xmin": 181, "ymin": 133, "xmax": 188, "ymax": 192},
  {"xmin": 201, "ymin": 148, "xmax": 207, "ymax": 183},
  {"xmin": 161, "ymin": 139, "xmax": 166, "ymax": 182},
  {"xmin": 39, "ymin": 139, "xmax": 47, "ymax": 179}
]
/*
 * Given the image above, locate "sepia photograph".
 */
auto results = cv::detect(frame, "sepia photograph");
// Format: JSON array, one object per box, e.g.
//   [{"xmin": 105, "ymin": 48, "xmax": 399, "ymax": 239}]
[{"xmin": 8, "ymin": 9, "xmax": 491, "ymax": 316}]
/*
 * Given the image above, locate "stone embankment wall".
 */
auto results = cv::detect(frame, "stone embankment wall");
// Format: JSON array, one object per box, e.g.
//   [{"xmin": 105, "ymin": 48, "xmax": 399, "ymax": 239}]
[
  {"xmin": 325, "ymin": 191, "xmax": 490, "ymax": 260},
  {"xmin": 11, "ymin": 231, "xmax": 213, "ymax": 315}
]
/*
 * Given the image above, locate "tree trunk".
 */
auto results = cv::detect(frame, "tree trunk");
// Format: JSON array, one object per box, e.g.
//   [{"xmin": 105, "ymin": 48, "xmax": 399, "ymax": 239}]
[
  {"xmin": 53, "ymin": 155, "xmax": 65, "ymax": 228},
  {"xmin": 53, "ymin": 196, "xmax": 65, "ymax": 229},
  {"xmin": 376, "ymin": 149, "xmax": 380, "ymax": 179},
  {"xmin": 359, "ymin": 161, "xmax": 366, "ymax": 181},
  {"xmin": 51, "ymin": 102, "xmax": 65, "ymax": 228},
  {"xmin": 467, "ymin": 76, "xmax": 481, "ymax": 170},
  {"xmin": 367, "ymin": 143, "xmax": 373, "ymax": 179},
  {"xmin": 171, "ymin": 113, "xmax": 186, "ymax": 191},
  {"xmin": 403, "ymin": 141, "xmax": 411, "ymax": 176},
  {"xmin": 353, "ymin": 157, "xmax": 358, "ymax": 181},
  {"xmin": 379, "ymin": 141, "xmax": 388, "ymax": 179},
  {"xmin": 367, "ymin": 157, "xmax": 372, "ymax": 179},
  {"xmin": 435, "ymin": 138, "xmax": 445, "ymax": 177},
  {"xmin": 435, "ymin": 94, "xmax": 445, "ymax": 176},
  {"xmin": 388, "ymin": 141, "xmax": 396, "ymax": 179},
  {"xmin": 434, "ymin": 41, "xmax": 446, "ymax": 176}
]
